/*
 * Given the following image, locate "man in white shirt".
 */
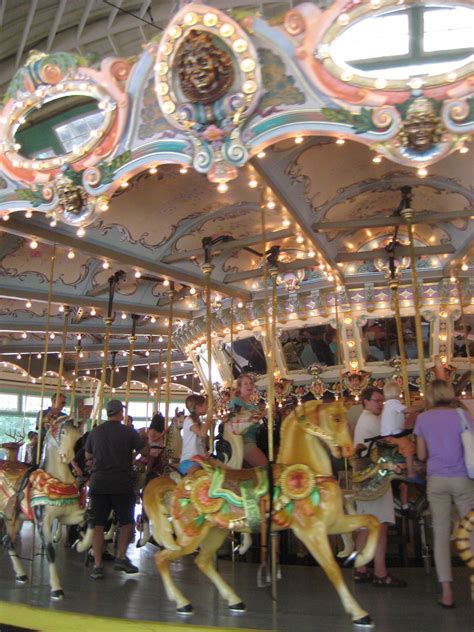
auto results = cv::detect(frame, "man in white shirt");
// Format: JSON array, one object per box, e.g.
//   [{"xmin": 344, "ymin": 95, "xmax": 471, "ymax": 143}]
[{"xmin": 353, "ymin": 388, "xmax": 407, "ymax": 587}]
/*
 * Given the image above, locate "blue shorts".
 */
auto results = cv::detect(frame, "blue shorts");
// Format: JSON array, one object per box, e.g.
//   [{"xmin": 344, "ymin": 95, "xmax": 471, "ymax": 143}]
[{"xmin": 178, "ymin": 459, "xmax": 202, "ymax": 475}]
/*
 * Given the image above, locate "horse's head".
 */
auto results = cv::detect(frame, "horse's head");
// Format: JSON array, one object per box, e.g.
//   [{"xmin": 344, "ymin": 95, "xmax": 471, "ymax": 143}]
[
  {"xmin": 46, "ymin": 417, "xmax": 80, "ymax": 464},
  {"xmin": 294, "ymin": 400, "xmax": 354, "ymax": 459}
]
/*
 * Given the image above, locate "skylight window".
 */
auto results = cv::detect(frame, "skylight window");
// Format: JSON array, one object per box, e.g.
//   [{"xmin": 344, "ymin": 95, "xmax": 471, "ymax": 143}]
[{"xmin": 328, "ymin": 5, "xmax": 473, "ymax": 79}]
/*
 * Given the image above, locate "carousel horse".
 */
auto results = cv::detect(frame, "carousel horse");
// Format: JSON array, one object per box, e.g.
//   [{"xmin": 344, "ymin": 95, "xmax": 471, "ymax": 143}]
[
  {"xmin": 144, "ymin": 400, "xmax": 380, "ymax": 627},
  {"xmin": 454, "ymin": 509, "xmax": 474, "ymax": 600},
  {"xmin": 0, "ymin": 416, "xmax": 91, "ymax": 599}
]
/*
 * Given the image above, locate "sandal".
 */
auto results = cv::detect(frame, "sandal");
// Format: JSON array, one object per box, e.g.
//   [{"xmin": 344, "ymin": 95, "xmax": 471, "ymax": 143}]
[
  {"xmin": 354, "ymin": 570, "xmax": 374, "ymax": 583},
  {"xmin": 372, "ymin": 574, "xmax": 407, "ymax": 588}
]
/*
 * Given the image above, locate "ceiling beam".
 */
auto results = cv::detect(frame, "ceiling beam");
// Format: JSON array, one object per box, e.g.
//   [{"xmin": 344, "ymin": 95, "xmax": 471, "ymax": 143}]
[
  {"xmin": 2, "ymin": 217, "xmax": 251, "ymax": 301},
  {"xmin": 250, "ymin": 157, "xmax": 340, "ymax": 273},
  {"xmin": 162, "ymin": 229, "xmax": 295, "ymax": 263},
  {"xmin": 335, "ymin": 244, "xmax": 455, "ymax": 262},
  {"xmin": 0, "ymin": 322, "xmax": 168, "ymax": 336},
  {"xmin": 313, "ymin": 210, "xmax": 474, "ymax": 231},
  {"xmin": 76, "ymin": 0, "xmax": 95, "ymax": 40},
  {"xmin": 224, "ymin": 256, "xmax": 319, "ymax": 283},
  {"xmin": 46, "ymin": 0, "xmax": 67, "ymax": 52},
  {"xmin": 15, "ymin": 0, "xmax": 38, "ymax": 69},
  {"xmin": 0, "ymin": 339, "xmax": 182, "ymax": 355},
  {"xmin": 0, "ymin": 0, "xmax": 7, "ymax": 27},
  {"xmin": 442, "ymin": 235, "xmax": 474, "ymax": 274},
  {"xmin": 0, "ymin": 283, "xmax": 191, "ymax": 319}
]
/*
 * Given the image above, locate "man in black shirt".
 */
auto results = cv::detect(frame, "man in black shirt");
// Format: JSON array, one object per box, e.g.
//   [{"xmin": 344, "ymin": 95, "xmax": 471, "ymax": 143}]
[{"xmin": 85, "ymin": 399, "xmax": 144, "ymax": 579}]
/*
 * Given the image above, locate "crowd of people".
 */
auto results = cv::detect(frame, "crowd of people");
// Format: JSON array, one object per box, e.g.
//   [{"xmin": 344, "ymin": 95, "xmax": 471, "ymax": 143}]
[{"xmin": 22, "ymin": 371, "xmax": 473, "ymax": 608}]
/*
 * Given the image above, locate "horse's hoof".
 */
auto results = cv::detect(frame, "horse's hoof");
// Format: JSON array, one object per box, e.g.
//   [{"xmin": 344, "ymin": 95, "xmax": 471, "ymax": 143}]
[
  {"xmin": 353, "ymin": 615, "xmax": 374, "ymax": 628},
  {"xmin": 343, "ymin": 551, "xmax": 358, "ymax": 568},
  {"xmin": 177, "ymin": 604, "xmax": 194, "ymax": 616},
  {"xmin": 229, "ymin": 602, "xmax": 246, "ymax": 613},
  {"xmin": 16, "ymin": 575, "xmax": 28, "ymax": 584},
  {"xmin": 51, "ymin": 589, "xmax": 64, "ymax": 600}
]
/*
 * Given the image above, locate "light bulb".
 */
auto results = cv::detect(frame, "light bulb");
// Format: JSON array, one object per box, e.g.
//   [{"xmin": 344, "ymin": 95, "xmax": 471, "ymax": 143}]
[
  {"xmin": 30, "ymin": 239, "xmax": 38, "ymax": 249},
  {"xmin": 179, "ymin": 166, "xmax": 188, "ymax": 174},
  {"xmin": 217, "ymin": 182, "xmax": 228, "ymax": 193},
  {"xmin": 189, "ymin": 287, "xmax": 196, "ymax": 295},
  {"xmin": 150, "ymin": 316, "xmax": 156, "ymax": 323},
  {"xmin": 149, "ymin": 166, "xmax": 158, "ymax": 174},
  {"xmin": 102, "ymin": 261, "xmax": 110, "ymax": 269},
  {"xmin": 90, "ymin": 307, "xmax": 96, "ymax": 316},
  {"xmin": 58, "ymin": 305, "xmax": 64, "ymax": 312},
  {"xmin": 25, "ymin": 300, "xmax": 32, "ymax": 308},
  {"xmin": 120, "ymin": 180, "xmax": 129, "ymax": 188},
  {"xmin": 461, "ymin": 263, "xmax": 468, "ymax": 271},
  {"xmin": 336, "ymin": 138, "xmax": 345, "ymax": 145},
  {"xmin": 77, "ymin": 227, "xmax": 86, "ymax": 237},
  {"xmin": 67, "ymin": 250, "xmax": 75, "ymax": 259},
  {"xmin": 294, "ymin": 136, "xmax": 303, "ymax": 144},
  {"xmin": 257, "ymin": 151, "xmax": 266, "ymax": 158},
  {"xmin": 163, "ymin": 279, "xmax": 170, "ymax": 287},
  {"xmin": 417, "ymin": 167, "xmax": 428, "ymax": 178},
  {"xmin": 121, "ymin": 312, "xmax": 127, "ymax": 319},
  {"xmin": 22, "ymin": 332, "xmax": 27, "ymax": 339},
  {"xmin": 134, "ymin": 270, "xmax": 141, "ymax": 278}
]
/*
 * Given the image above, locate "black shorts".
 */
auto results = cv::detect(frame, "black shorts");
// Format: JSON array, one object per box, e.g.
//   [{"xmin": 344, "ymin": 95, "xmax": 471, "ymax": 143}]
[{"xmin": 90, "ymin": 493, "xmax": 135, "ymax": 526}]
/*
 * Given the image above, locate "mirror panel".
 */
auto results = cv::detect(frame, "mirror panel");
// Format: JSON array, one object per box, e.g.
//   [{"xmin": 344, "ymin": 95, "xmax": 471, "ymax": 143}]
[
  {"xmin": 453, "ymin": 313, "xmax": 474, "ymax": 358},
  {"xmin": 223, "ymin": 336, "xmax": 267, "ymax": 377},
  {"xmin": 361, "ymin": 316, "xmax": 431, "ymax": 362},
  {"xmin": 280, "ymin": 325, "xmax": 339, "ymax": 370}
]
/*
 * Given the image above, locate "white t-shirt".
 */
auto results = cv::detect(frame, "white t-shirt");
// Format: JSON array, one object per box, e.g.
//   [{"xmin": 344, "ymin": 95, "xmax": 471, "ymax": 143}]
[
  {"xmin": 381, "ymin": 398, "xmax": 406, "ymax": 436},
  {"xmin": 354, "ymin": 409, "xmax": 395, "ymax": 524},
  {"xmin": 180, "ymin": 416, "xmax": 207, "ymax": 462}
]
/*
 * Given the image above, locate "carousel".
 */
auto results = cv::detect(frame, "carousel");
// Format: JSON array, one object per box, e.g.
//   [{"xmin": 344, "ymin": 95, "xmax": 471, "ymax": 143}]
[{"xmin": 0, "ymin": 1, "xmax": 473, "ymax": 631}]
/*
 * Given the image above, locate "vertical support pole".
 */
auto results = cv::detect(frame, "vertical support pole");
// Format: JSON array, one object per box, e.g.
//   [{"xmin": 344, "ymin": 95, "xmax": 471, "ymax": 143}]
[{"xmin": 389, "ymin": 279, "xmax": 411, "ymax": 404}]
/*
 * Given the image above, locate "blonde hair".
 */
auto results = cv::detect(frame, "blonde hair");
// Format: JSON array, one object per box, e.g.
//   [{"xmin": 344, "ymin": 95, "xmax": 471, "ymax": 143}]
[
  {"xmin": 234, "ymin": 374, "xmax": 255, "ymax": 398},
  {"xmin": 383, "ymin": 380, "xmax": 401, "ymax": 401},
  {"xmin": 425, "ymin": 379, "xmax": 456, "ymax": 409}
]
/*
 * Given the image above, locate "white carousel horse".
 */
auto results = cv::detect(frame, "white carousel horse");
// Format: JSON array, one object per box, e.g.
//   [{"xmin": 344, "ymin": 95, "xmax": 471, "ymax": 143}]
[
  {"xmin": 144, "ymin": 400, "xmax": 380, "ymax": 628},
  {"xmin": 0, "ymin": 417, "xmax": 91, "ymax": 599}
]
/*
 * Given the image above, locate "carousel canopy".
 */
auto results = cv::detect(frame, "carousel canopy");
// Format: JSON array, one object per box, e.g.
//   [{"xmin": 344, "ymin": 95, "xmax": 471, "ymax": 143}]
[{"xmin": 0, "ymin": 0, "xmax": 471, "ymax": 398}]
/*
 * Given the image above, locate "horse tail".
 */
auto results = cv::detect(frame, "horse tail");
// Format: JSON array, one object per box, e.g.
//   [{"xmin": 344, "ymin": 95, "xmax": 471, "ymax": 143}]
[
  {"xmin": 143, "ymin": 477, "xmax": 180, "ymax": 551},
  {"xmin": 454, "ymin": 509, "xmax": 474, "ymax": 600}
]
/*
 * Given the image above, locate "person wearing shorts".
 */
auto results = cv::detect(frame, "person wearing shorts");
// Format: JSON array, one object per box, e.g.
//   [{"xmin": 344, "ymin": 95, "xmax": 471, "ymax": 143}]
[{"xmin": 85, "ymin": 399, "xmax": 144, "ymax": 579}]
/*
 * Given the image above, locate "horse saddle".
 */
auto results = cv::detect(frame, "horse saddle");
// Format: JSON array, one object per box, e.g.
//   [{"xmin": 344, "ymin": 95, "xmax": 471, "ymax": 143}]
[{"xmin": 0, "ymin": 460, "xmax": 31, "ymax": 519}]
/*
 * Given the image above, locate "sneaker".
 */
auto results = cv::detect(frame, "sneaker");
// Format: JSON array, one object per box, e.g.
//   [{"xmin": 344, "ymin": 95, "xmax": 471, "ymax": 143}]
[
  {"xmin": 90, "ymin": 566, "xmax": 104, "ymax": 580},
  {"xmin": 114, "ymin": 556, "xmax": 139, "ymax": 574}
]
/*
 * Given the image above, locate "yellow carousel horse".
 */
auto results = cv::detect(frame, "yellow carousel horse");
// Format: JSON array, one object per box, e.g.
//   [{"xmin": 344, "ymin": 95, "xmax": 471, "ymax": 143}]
[
  {"xmin": 454, "ymin": 510, "xmax": 474, "ymax": 600},
  {"xmin": 144, "ymin": 400, "xmax": 380, "ymax": 627},
  {"xmin": 0, "ymin": 417, "xmax": 89, "ymax": 599}
]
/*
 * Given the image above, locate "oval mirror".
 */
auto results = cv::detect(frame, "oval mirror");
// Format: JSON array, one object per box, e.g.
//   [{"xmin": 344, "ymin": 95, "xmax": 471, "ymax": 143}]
[
  {"xmin": 13, "ymin": 95, "xmax": 107, "ymax": 161},
  {"xmin": 323, "ymin": 3, "xmax": 473, "ymax": 88}
]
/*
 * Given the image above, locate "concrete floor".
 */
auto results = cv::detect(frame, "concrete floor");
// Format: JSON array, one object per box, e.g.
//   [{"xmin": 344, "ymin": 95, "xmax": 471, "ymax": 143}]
[{"xmin": 0, "ymin": 525, "xmax": 472, "ymax": 632}]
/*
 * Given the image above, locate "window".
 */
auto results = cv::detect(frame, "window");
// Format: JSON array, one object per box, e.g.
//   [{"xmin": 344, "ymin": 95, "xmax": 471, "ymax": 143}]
[
  {"xmin": 329, "ymin": 5, "xmax": 473, "ymax": 78},
  {"xmin": 127, "ymin": 401, "xmax": 150, "ymax": 419},
  {"xmin": 22, "ymin": 396, "xmax": 44, "ymax": 414},
  {"xmin": 0, "ymin": 394, "xmax": 19, "ymax": 411}
]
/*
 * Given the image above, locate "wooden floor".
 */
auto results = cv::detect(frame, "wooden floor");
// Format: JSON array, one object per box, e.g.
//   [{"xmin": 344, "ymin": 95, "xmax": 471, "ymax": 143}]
[{"xmin": 0, "ymin": 525, "xmax": 472, "ymax": 632}]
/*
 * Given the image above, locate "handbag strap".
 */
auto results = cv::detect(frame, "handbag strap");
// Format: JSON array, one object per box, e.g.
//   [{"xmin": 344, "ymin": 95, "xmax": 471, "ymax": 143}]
[{"xmin": 457, "ymin": 407, "xmax": 471, "ymax": 432}]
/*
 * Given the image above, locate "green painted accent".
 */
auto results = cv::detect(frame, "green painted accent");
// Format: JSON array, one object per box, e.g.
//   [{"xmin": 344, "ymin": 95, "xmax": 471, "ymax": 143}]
[
  {"xmin": 240, "ymin": 480, "xmax": 261, "ymax": 532},
  {"xmin": 208, "ymin": 469, "xmax": 244, "ymax": 507},
  {"xmin": 273, "ymin": 484, "xmax": 280, "ymax": 502},
  {"xmin": 286, "ymin": 500, "xmax": 294, "ymax": 515},
  {"xmin": 310, "ymin": 488, "xmax": 321, "ymax": 506},
  {"xmin": 179, "ymin": 498, "xmax": 190, "ymax": 507},
  {"xmin": 321, "ymin": 107, "xmax": 378, "ymax": 134},
  {"xmin": 254, "ymin": 468, "xmax": 269, "ymax": 496},
  {"xmin": 195, "ymin": 514, "xmax": 206, "ymax": 526},
  {"xmin": 14, "ymin": 187, "xmax": 46, "ymax": 208},
  {"xmin": 100, "ymin": 150, "xmax": 132, "ymax": 185},
  {"xmin": 257, "ymin": 48, "xmax": 306, "ymax": 111},
  {"xmin": 30, "ymin": 495, "xmax": 79, "ymax": 507}
]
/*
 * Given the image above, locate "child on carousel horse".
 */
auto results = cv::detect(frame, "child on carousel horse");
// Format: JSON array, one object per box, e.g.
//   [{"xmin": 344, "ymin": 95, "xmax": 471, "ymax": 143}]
[
  {"xmin": 178, "ymin": 395, "xmax": 213, "ymax": 476},
  {"xmin": 380, "ymin": 380, "xmax": 424, "ymax": 511}
]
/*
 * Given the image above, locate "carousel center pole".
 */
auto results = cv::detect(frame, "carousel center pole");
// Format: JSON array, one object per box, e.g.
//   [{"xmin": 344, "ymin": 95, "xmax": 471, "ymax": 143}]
[
  {"xmin": 124, "ymin": 314, "xmax": 139, "ymax": 421},
  {"xmin": 36, "ymin": 244, "xmax": 57, "ymax": 465},
  {"xmin": 401, "ymin": 192, "xmax": 426, "ymax": 395}
]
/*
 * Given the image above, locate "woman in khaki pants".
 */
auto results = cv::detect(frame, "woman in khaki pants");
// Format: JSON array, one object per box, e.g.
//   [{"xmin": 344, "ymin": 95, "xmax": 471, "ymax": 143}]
[{"xmin": 414, "ymin": 380, "xmax": 474, "ymax": 608}]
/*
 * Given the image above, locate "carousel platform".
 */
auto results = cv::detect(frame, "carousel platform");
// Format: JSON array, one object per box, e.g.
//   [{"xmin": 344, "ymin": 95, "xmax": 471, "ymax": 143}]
[{"xmin": 0, "ymin": 525, "xmax": 471, "ymax": 632}]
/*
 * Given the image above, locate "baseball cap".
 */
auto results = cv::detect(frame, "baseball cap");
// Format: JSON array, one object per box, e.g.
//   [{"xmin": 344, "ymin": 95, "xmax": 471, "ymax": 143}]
[{"xmin": 106, "ymin": 399, "xmax": 124, "ymax": 417}]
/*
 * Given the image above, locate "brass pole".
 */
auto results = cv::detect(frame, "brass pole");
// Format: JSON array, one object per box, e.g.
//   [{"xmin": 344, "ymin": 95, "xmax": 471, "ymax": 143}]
[
  {"xmin": 202, "ymin": 263, "xmax": 215, "ymax": 441},
  {"xmin": 456, "ymin": 279, "xmax": 473, "ymax": 374},
  {"xmin": 401, "ymin": 205, "xmax": 426, "ymax": 394},
  {"xmin": 36, "ymin": 244, "xmax": 57, "ymax": 465},
  {"xmin": 389, "ymin": 279, "xmax": 411, "ymax": 404},
  {"xmin": 21, "ymin": 353, "xmax": 33, "ymax": 436},
  {"xmin": 164, "ymin": 284, "xmax": 175, "ymax": 428},
  {"xmin": 155, "ymin": 348, "xmax": 163, "ymax": 413},
  {"xmin": 109, "ymin": 351, "xmax": 117, "ymax": 392},
  {"xmin": 69, "ymin": 342, "xmax": 81, "ymax": 416},
  {"xmin": 55, "ymin": 306, "xmax": 70, "ymax": 401},
  {"xmin": 145, "ymin": 336, "xmax": 153, "ymax": 428},
  {"xmin": 124, "ymin": 314, "xmax": 139, "ymax": 420},
  {"xmin": 96, "ymin": 317, "xmax": 113, "ymax": 426}
]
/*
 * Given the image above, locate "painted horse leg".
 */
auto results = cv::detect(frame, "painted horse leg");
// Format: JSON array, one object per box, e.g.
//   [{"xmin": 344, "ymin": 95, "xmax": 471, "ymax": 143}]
[
  {"xmin": 329, "ymin": 514, "xmax": 380, "ymax": 570},
  {"xmin": 293, "ymin": 522, "xmax": 372, "ymax": 626},
  {"xmin": 34, "ymin": 507, "xmax": 64, "ymax": 600},
  {"xmin": 3, "ymin": 518, "xmax": 27, "ymax": 582},
  {"xmin": 155, "ymin": 531, "xmax": 210, "ymax": 614},
  {"xmin": 194, "ymin": 527, "xmax": 245, "ymax": 611}
]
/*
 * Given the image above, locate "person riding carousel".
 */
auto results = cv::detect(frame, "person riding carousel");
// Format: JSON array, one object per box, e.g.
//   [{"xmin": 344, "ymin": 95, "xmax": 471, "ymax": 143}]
[{"xmin": 228, "ymin": 374, "xmax": 268, "ymax": 467}]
